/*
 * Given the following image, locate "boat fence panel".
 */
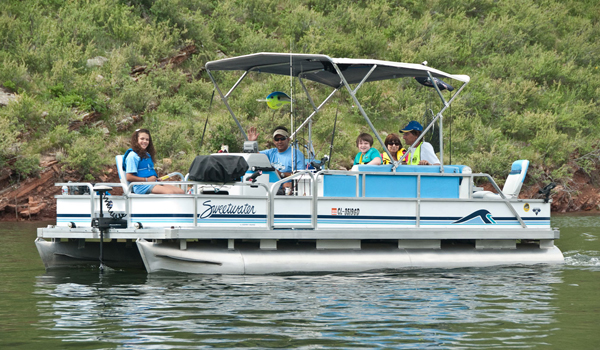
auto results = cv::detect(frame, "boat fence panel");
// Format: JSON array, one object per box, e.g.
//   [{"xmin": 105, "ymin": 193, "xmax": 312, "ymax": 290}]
[
  {"xmin": 420, "ymin": 201, "xmax": 551, "ymax": 229},
  {"xmin": 323, "ymin": 174, "xmax": 361, "ymax": 197},
  {"xmin": 56, "ymin": 195, "xmax": 94, "ymax": 227},
  {"xmin": 195, "ymin": 196, "xmax": 269, "ymax": 228},
  {"xmin": 322, "ymin": 166, "xmax": 465, "ymax": 199},
  {"xmin": 130, "ymin": 196, "xmax": 196, "ymax": 227},
  {"xmin": 316, "ymin": 197, "xmax": 417, "ymax": 228},
  {"xmin": 273, "ymin": 197, "xmax": 313, "ymax": 228},
  {"xmin": 56, "ymin": 194, "xmax": 126, "ymax": 228}
]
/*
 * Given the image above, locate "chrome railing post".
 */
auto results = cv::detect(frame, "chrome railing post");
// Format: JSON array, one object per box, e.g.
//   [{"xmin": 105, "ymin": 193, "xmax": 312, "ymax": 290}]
[{"xmin": 416, "ymin": 174, "xmax": 421, "ymax": 227}]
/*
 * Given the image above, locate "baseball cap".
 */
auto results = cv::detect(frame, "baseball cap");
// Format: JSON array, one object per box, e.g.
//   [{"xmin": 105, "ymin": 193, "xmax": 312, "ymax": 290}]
[
  {"xmin": 399, "ymin": 121, "xmax": 423, "ymax": 133},
  {"xmin": 273, "ymin": 129, "xmax": 289, "ymax": 138}
]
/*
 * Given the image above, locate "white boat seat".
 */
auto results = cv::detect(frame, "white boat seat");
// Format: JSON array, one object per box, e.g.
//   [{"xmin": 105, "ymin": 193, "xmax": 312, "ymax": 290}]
[
  {"xmin": 473, "ymin": 160, "xmax": 529, "ymax": 199},
  {"xmin": 115, "ymin": 155, "xmax": 129, "ymax": 192}
]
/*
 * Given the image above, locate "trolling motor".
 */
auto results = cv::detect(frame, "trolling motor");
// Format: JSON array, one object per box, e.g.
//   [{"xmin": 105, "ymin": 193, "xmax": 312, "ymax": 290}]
[
  {"xmin": 91, "ymin": 185, "xmax": 127, "ymax": 271},
  {"xmin": 91, "ymin": 185, "xmax": 127, "ymax": 230},
  {"xmin": 538, "ymin": 182, "xmax": 556, "ymax": 203}
]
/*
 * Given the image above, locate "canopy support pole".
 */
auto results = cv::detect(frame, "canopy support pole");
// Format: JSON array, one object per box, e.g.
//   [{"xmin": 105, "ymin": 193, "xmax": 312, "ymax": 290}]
[
  {"xmin": 206, "ymin": 69, "xmax": 249, "ymax": 140},
  {"xmin": 290, "ymin": 86, "xmax": 339, "ymax": 140},
  {"xmin": 331, "ymin": 63, "xmax": 395, "ymax": 163},
  {"xmin": 405, "ymin": 74, "xmax": 470, "ymax": 170}
]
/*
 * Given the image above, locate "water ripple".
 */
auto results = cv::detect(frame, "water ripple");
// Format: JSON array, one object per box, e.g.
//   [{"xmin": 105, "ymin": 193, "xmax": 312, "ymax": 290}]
[
  {"xmin": 563, "ymin": 250, "xmax": 600, "ymax": 270},
  {"xmin": 32, "ymin": 267, "xmax": 563, "ymax": 349}
]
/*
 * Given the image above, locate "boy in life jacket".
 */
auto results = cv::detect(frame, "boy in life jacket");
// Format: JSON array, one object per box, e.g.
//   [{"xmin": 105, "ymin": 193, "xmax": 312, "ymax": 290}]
[
  {"xmin": 353, "ymin": 133, "xmax": 382, "ymax": 166},
  {"xmin": 399, "ymin": 121, "xmax": 440, "ymax": 165},
  {"xmin": 124, "ymin": 129, "xmax": 184, "ymax": 194}
]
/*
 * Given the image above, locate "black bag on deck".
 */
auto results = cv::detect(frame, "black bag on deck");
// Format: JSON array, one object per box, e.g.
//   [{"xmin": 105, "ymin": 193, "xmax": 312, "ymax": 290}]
[{"xmin": 188, "ymin": 155, "xmax": 249, "ymax": 182}]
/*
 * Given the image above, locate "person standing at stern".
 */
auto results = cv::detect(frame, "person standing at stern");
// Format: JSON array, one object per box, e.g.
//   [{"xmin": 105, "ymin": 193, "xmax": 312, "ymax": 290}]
[
  {"xmin": 125, "ymin": 129, "xmax": 185, "ymax": 194},
  {"xmin": 400, "ymin": 121, "xmax": 440, "ymax": 165}
]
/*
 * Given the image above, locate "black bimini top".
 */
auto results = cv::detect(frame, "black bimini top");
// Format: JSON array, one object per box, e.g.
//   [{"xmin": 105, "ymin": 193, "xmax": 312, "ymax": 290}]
[{"xmin": 205, "ymin": 52, "xmax": 470, "ymax": 88}]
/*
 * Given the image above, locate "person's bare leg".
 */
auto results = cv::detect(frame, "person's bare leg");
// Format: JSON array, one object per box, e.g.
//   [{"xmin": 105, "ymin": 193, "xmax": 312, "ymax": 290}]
[{"xmin": 151, "ymin": 184, "xmax": 185, "ymax": 194}]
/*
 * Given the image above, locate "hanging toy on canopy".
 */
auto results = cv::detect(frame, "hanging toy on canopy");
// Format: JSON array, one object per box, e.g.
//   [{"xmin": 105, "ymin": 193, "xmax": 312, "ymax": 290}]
[
  {"xmin": 257, "ymin": 91, "xmax": 293, "ymax": 110},
  {"xmin": 414, "ymin": 76, "xmax": 454, "ymax": 91}
]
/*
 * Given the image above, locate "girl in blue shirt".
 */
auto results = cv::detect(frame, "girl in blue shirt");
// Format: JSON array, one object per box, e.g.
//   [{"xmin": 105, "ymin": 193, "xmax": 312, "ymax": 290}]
[{"xmin": 125, "ymin": 129, "xmax": 184, "ymax": 194}]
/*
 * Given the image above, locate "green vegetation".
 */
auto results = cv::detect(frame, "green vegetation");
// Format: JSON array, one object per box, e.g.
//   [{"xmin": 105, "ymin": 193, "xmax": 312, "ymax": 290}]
[{"xmin": 1, "ymin": 0, "xmax": 599, "ymax": 186}]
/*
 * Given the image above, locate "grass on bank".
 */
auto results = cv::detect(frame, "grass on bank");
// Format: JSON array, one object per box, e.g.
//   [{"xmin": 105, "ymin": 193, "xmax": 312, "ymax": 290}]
[{"xmin": 0, "ymin": 0, "xmax": 599, "ymax": 188}]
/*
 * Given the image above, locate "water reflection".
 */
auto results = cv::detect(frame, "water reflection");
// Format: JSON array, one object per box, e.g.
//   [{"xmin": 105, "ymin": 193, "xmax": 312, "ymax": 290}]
[{"xmin": 35, "ymin": 267, "xmax": 562, "ymax": 349}]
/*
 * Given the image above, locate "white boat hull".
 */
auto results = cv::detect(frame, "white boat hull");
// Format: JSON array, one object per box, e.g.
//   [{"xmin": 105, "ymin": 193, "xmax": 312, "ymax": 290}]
[
  {"xmin": 136, "ymin": 239, "xmax": 564, "ymax": 274},
  {"xmin": 35, "ymin": 237, "xmax": 144, "ymax": 269}
]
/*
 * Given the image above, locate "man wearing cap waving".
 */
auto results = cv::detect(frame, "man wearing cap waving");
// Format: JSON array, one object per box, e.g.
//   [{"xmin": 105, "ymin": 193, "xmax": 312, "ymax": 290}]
[
  {"xmin": 247, "ymin": 125, "xmax": 306, "ymax": 181},
  {"xmin": 400, "ymin": 121, "xmax": 440, "ymax": 165}
]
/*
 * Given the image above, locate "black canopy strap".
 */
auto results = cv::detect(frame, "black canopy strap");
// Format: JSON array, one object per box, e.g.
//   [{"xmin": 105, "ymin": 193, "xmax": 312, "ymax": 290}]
[
  {"xmin": 328, "ymin": 102, "xmax": 338, "ymax": 169},
  {"xmin": 199, "ymin": 89, "xmax": 215, "ymax": 149}
]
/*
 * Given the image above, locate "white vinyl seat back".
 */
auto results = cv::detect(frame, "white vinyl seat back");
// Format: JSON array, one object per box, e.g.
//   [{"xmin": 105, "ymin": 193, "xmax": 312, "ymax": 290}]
[
  {"xmin": 472, "ymin": 159, "xmax": 529, "ymax": 199},
  {"xmin": 115, "ymin": 155, "xmax": 129, "ymax": 192},
  {"xmin": 501, "ymin": 159, "xmax": 529, "ymax": 198}
]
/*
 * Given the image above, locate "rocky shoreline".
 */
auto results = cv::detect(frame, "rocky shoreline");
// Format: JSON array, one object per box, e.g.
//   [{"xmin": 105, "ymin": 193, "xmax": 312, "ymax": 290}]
[
  {"xmin": 1, "ymin": 159, "xmax": 599, "ymax": 222},
  {"xmin": 0, "ymin": 157, "xmax": 123, "ymax": 221}
]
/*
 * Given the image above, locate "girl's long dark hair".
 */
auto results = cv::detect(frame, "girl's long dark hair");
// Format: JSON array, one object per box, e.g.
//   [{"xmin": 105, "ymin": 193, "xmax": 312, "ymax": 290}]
[{"xmin": 131, "ymin": 128, "xmax": 156, "ymax": 161}]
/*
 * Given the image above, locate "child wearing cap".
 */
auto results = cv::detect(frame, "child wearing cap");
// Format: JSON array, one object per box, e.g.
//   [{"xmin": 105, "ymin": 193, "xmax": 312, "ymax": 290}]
[{"xmin": 353, "ymin": 133, "xmax": 382, "ymax": 166}]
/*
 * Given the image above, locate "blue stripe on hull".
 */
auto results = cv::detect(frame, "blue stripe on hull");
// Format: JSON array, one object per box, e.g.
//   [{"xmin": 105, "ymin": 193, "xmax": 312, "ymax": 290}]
[{"xmin": 57, "ymin": 213, "xmax": 550, "ymax": 227}]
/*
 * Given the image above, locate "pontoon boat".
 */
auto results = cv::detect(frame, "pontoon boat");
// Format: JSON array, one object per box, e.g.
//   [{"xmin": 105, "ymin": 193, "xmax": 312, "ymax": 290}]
[{"xmin": 36, "ymin": 53, "xmax": 563, "ymax": 274}]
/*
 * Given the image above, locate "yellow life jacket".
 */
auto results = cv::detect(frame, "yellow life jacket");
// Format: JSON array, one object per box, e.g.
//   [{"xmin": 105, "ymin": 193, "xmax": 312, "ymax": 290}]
[
  {"xmin": 402, "ymin": 143, "xmax": 422, "ymax": 165},
  {"xmin": 382, "ymin": 149, "xmax": 406, "ymax": 164}
]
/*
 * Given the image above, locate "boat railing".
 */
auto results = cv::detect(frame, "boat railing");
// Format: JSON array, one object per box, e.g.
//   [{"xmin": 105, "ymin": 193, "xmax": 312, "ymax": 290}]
[
  {"xmin": 56, "ymin": 182, "xmax": 119, "ymax": 223},
  {"xmin": 55, "ymin": 168, "xmax": 527, "ymax": 230},
  {"xmin": 268, "ymin": 170, "xmax": 316, "ymax": 229},
  {"xmin": 469, "ymin": 172, "xmax": 526, "ymax": 227},
  {"xmin": 313, "ymin": 170, "xmax": 527, "ymax": 228}
]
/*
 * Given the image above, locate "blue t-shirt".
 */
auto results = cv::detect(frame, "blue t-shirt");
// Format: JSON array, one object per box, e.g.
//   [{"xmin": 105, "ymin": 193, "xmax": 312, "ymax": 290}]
[
  {"xmin": 125, "ymin": 151, "xmax": 156, "ymax": 194},
  {"xmin": 260, "ymin": 147, "xmax": 306, "ymax": 173},
  {"xmin": 353, "ymin": 147, "xmax": 381, "ymax": 165}
]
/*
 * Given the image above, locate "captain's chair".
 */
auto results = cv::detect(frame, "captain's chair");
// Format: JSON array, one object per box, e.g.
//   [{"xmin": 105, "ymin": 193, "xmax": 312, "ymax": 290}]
[
  {"xmin": 115, "ymin": 155, "xmax": 129, "ymax": 192},
  {"xmin": 473, "ymin": 160, "xmax": 529, "ymax": 199}
]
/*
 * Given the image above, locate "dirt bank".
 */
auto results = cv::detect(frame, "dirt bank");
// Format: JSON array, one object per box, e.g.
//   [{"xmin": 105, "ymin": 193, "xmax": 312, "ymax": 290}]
[
  {"xmin": 0, "ymin": 158, "xmax": 121, "ymax": 221},
  {"xmin": 1, "ymin": 159, "xmax": 599, "ymax": 222}
]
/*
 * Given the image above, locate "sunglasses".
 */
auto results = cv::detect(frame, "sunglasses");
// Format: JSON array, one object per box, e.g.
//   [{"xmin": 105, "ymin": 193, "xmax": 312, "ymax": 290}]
[
  {"xmin": 274, "ymin": 137, "xmax": 287, "ymax": 141},
  {"xmin": 387, "ymin": 142, "xmax": 401, "ymax": 146}
]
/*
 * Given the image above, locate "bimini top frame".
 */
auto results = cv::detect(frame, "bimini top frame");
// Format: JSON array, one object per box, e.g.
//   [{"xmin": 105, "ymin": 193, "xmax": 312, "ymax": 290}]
[{"xmin": 204, "ymin": 52, "xmax": 470, "ymax": 170}]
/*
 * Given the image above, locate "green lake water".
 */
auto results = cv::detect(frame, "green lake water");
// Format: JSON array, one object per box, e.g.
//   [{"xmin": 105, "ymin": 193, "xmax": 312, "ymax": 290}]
[{"xmin": 0, "ymin": 215, "xmax": 599, "ymax": 349}]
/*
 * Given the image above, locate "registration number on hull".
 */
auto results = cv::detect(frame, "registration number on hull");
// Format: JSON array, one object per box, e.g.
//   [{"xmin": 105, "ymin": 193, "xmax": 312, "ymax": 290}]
[{"xmin": 331, "ymin": 208, "xmax": 360, "ymax": 216}]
